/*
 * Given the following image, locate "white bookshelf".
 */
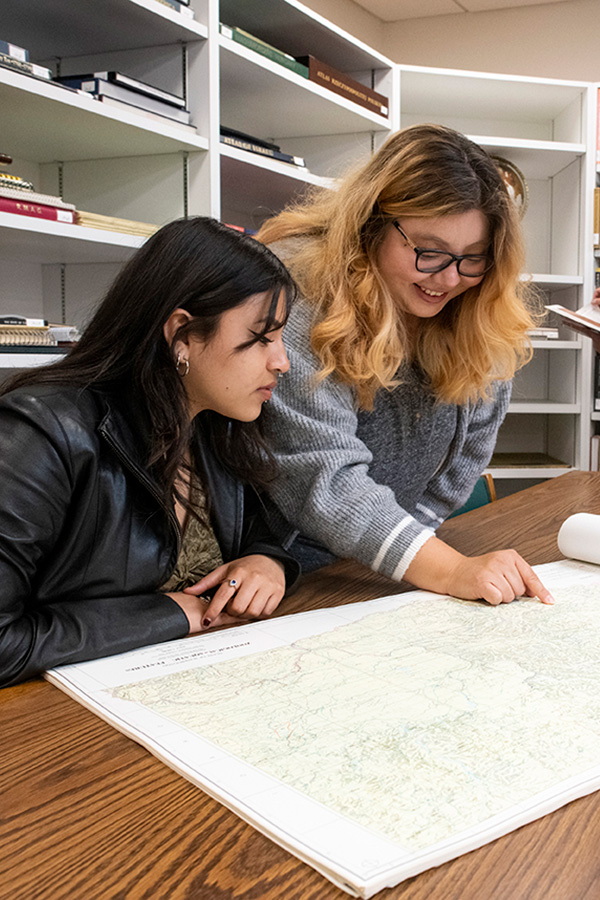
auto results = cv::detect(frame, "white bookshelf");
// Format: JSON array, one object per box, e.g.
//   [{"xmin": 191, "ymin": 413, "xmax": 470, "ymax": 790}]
[
  {"xmin": 1, "ymin": 0, "xmax": 211, "ymax": 333},
  {"xmin": 1, "ymin": 0, "xmax": 598, "ymax": 489},
  {"xmin": 216, "ymin": 0, "xmax": 397, "ymax": 230},
  {"xmin": 396, "ymin": 62, "xmax": 595, "ymax": 488}
]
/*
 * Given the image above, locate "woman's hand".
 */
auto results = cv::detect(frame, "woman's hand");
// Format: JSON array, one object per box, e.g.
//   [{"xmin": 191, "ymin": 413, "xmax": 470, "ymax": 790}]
[
  {"xmin": 404, "ymin": 536, "xmax": 554, "ymax": 606},
  {"xmin": 182, "ymin": 554, "xmax": 286, "ymax": 629},
  {"xmin": 165, "ymin": 591, "xmax": 234, "ymax": 634},
  {"xmin": 444, "ymin": 548, "xmax": 554, "ymax": 606}
]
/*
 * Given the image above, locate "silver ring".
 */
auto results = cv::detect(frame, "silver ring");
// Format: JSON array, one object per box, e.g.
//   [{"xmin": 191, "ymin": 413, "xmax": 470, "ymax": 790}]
[{"xmin": 229, "ymin": 579, "xmax": 238, "ymax": 589}]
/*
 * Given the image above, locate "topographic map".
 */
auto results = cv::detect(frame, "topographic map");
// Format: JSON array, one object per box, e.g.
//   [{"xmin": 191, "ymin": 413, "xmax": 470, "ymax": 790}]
[{"xmin": 47, "ymin": 560, "xmax": 600, "ymax": 897}]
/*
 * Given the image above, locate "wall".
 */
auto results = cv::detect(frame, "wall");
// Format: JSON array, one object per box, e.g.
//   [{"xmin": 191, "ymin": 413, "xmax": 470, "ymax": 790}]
[
  {"xmin": 382, "ymin": 0, "xmax": 598, "ymax": 82},
  {"xmin": 307, "ymin": 0, "xmax": 599, "ymax": 84},
  {"xmin": 299, "ymin": 0, "xmax": 384, "ymax": 55}
]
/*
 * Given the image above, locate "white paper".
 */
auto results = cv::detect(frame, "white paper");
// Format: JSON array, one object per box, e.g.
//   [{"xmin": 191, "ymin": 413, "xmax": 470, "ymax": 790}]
[{"xmin": 558, "ymin": 513, "xmax": 600, "ymax": 565}]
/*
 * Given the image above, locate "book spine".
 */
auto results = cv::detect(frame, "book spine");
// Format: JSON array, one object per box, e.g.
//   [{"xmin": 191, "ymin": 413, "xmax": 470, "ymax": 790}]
[
  {"xmin": 595, "ymin": 187, "xmax": 600, "ymax": 248},
  {"xmin": 594, "ymin": 353, "xmax": 600, "ymax": 413},
  {"xmin": 0, "ymin": 52, "xmax": 50, "ymax": 78},
  {"xmin": 591, "ymin": 434, "xmax": 600, "ymax": 470},
  {"xmin": 0, "ymin": 196, "xmax": 75, "ymax": 223},
  {"xmin": 0, "ymin": 186, "xmax": 75, "ymax": 209},
  {"xmin": 220, "ymin": 135, "xmax": 305, "ymax": 168},
  {"xmin": 0, "ymin": 40, "xmax": 29, "ymax": 61},
  {"xmin": 296, "ymin": 55, "xmax": 389, "ymax": 118},
  {"xmin": 0, "ymin": 315, "xmax": 47, "ymax": 326},
  {"xmin": 220, "ymin": 24, "xmax": 309, "ymax": 79},
  {"xmin": 597, "ymin": 89, "xmax": 600, "ymax": 167}
]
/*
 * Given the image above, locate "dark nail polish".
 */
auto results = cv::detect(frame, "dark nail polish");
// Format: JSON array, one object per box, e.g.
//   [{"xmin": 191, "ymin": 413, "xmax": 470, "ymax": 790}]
[{"xmin": 202, "ymin": 618, "xmax": 211, "ymax": 628}]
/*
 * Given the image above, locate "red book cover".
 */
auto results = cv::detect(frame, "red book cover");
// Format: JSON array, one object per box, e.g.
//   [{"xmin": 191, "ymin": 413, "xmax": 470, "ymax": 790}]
[{"xmin": 0, "ymin": 196, "xmax": 75, "ymax": 223}]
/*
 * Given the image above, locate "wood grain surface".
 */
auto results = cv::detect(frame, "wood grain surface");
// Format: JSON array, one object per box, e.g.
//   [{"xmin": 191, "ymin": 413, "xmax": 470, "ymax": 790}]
[{"xmin": 2, "ymin": 471, "xmax": 600, "ymax": 900}]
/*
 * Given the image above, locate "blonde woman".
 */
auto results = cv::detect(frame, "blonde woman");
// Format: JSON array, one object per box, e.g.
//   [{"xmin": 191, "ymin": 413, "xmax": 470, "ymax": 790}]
[{"xmin": 258, "ymin": 124, "xmax": 553, "ymax": 607}]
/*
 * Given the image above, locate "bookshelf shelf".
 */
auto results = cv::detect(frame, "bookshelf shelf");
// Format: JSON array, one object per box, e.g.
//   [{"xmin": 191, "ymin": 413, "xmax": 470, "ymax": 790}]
[
  {"xmin": 0, "ymin": 213, "xmax": 143, "ymax": 264},
  {"xmin": 0, "ymin": 71, "xmax": 208, "ymax": 162},
  {"xmin": 2, "ymin": 0, "xmax": 206, "ymax": 58},
  {"xmin": 220, "ymin": 145, "xmax": 332, "ymax": 231},
  {"xmin": 488, "ymin": 466, "xmax": 576, "ymax": 480},
  {"xmin": 0, "ymin": 352, "xmax": 66, "ymax": 370},
  {"xmin": 527, "ymin": 274, "xmax": 584, "ymax": 288},
  {"xmin": 219, "ymin": 38, "xmax": 390, "ymax": 141},
  {"xmin": 529, "ymin": 340, "xmax": 583, "ymax": 350},
  {"xmin": 508, "ymin": 402, "xmax": 581, "ymax": 414},
  {"xmin": 219, "ymin": 0, "xmax": 391, "ymax": 75}
]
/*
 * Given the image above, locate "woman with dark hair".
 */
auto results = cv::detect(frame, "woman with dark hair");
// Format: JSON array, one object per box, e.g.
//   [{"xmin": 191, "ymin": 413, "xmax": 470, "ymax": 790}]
[
  {"xmin": 258, "ymin": 123, "xmax": 553, "ymax": 607},
  {"xmin": 0, "ymin": 216, "xmax": 299, "ymax": 687}
]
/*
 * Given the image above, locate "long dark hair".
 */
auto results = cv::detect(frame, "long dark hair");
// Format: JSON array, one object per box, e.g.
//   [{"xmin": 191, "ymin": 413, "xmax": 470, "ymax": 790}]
[{"xmin": 3, "ymin": 216, "xmax": 296, "ymax": 505}]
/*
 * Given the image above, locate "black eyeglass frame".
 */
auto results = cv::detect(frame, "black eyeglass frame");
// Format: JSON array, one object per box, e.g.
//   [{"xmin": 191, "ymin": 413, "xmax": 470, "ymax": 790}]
[{"xmin": 392, "ymin": 221, "xmax": 494, "ymax": 278}]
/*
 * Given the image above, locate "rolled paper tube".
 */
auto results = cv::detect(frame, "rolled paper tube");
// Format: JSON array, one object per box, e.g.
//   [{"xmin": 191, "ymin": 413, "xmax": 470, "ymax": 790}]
[{"xmin": 557, "ymin": 513, "xmax": 600, "ymax": 565}]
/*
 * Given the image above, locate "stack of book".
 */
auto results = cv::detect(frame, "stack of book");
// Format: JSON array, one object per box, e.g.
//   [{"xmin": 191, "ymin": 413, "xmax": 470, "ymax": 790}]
[
  {"xmin": 76, "ymin": 210, "xmax": 158, "ymax": 238},
  {"xmin": 0, "ymin": 38, "xmax": 52, "ymax": 81},
  {"xmin": 0, "ymin": 316, "xmax": 80, "ymax": 348},
  {"xmin": 0, "ymin": 156, "xmax": 76, "ymax": 224},
  {"xmin": 220, "ymin": 126, "xmax": 306, "ymax": 168},
  {"xmin": 56, "ymin": 71, "xmax": 193, "ymax": 130},
  {"xmin": 527, "ymin": 326, "xmax": 559, "ymax": 340}
]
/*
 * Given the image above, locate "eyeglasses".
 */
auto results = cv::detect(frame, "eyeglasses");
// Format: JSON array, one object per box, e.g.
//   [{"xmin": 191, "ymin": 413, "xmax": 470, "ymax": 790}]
[{"xmin": 392, "ymin": 221, "xmax": 494, "ymax": 278}]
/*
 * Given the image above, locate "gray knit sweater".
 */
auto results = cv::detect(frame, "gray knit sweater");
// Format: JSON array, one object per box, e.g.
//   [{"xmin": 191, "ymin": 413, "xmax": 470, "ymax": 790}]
[{"xmin": 263, "ymin": 254, "xmax": 512, "ymax": 581}]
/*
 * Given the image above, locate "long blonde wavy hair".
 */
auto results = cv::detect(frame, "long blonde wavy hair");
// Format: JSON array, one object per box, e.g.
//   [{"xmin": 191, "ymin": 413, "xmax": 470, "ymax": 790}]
[{"xmin": 257, "ymin": 124, "xmax": 537, "ymax": 409}]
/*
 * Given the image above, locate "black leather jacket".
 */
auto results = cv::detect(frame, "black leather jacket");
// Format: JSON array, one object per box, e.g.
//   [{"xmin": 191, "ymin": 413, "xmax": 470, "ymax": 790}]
[{"xmin": 0, "ymin": 384, "xmax": 300, "ymax": 687}]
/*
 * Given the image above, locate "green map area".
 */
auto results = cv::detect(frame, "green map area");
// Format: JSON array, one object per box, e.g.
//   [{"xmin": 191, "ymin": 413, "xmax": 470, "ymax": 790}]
[{"xmin": 114, "ymin": 586, "xmax": 600, "ymax": 849}]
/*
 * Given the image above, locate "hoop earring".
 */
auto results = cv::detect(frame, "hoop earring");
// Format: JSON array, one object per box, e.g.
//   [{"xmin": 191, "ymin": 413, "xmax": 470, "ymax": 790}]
[{"xmin": 176, "ymin": 351, "xmax": 190, "ymax": 377}]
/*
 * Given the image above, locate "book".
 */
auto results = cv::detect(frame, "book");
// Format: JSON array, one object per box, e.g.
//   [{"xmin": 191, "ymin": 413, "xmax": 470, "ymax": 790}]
[
  {"xmin": 527, "ymin": 326, "xmax": 559, "ymax": 339},
  {"xmin": 0, "ymin": 315, "xmax": 47, "ymax": 326},
  {"xmin": 594, "ymin": 353, "xmax": 600, "ymax": 413},
  {"xmin": 56, "ymin": 75, "xmax": 191, "ymax": 125},
  {"xmin": 596, "ymin": 88, "xmax": 600, "ymax": 167},
  {"xmin": 0, "ymin": 324, "xmax": 56, "ymax": 346},
  {"xmin": 154, "ymin": 0, "xmax": 194, "ymax": 17},
  {"xmin": 546, "ymin": 303, "xmax": 600, "ymax": 335},
  {"xmin": 45, "ymin": 557, "xmax": 600, "ymax": 897},
  {"xmin": 0, "ymin": 185, "xmax": 75, "ymax": 210},
  {"xmin": 57, "ymin": 71, "xmax": 185, "ymax": 109},
  {"xmin": 0, "ymin": 52, "xmax": 51, "ymax": 79},
  {"xmin": 75, "ymin": 209, "xmax": 158, "ymax": 238},
  {"xmin": 96, "ymin": 95, "xmax": 196, "ymax": 132},
  {"xmin": 220, "ymin": 24, "xmax": 309, "ymax": 80},
  {"xmin": 0, "ymin": 172, "xmax": 34, "ymax": 191},
  {"xmin": 295, "ymin": 54, "xmax": 389, "ymax": 118},
  {"xmin": 0, "ymin": 40, "xmax": 28, "ymax": 62},
  {"xmin": 489, "ymin": 451, "xmax": 569, "ymax": 468},
  {"xmin": 595, "ymin": 187, "xmax": 600, "ymax": 248},
  {"xmin": 0, "ymin": 196, "xmax": 75, "ymax": 224},
  {"xmin": 591, "ymin": 434, "xmax": 600, "ymax": 470},
  {"xmin": 220, "ymin": 127, "xmax": 306, "ymax": 168}
]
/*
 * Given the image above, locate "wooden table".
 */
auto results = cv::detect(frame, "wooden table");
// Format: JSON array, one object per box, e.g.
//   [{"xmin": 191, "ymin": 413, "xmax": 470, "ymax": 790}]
[{"xmin": 2, "ymin": 470, "xmax": 600, "ymax": 900}]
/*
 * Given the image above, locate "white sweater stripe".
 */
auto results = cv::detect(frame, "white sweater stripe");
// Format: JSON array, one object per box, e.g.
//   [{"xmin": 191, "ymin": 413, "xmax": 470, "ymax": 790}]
[
  {"xmin": 372, "ymin": 516, "xmax": 413, "ymax": 572},
  {"xmin": 392, "ymin": 528, "xmax": 435, "ymax": 581}
]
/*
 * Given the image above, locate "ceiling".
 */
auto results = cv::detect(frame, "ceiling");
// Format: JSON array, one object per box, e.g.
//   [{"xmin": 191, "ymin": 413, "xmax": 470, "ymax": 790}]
[{"xmin": 351, "ymin": 0, "xmax": 571, "ymax": 21}]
